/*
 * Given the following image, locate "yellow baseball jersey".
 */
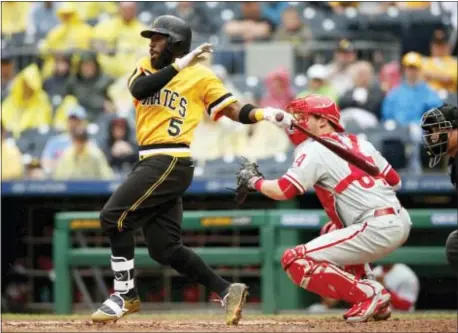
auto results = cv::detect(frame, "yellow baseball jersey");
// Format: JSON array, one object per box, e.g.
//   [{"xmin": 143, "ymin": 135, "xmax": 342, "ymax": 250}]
[{"xmin": 128, "ymin": 56, "xmax": 237, "ymax": 158}]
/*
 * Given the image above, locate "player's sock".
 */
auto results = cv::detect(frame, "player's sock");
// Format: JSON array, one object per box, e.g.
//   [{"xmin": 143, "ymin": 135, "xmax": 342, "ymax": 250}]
[
  {"xmin": 283, "ymin": 250, "xmax": 382, "ymax": 304},
  {"xmin": 109, "ymin": 231, "xmax": 137, "ymax": 297},
  {"xmin": 169, "ymin": 246, "xmax": 231, "ymax": 298}
]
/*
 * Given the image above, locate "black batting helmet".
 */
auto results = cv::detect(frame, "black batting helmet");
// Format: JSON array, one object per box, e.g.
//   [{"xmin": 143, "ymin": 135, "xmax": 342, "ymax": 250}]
[
  {"xmin": 421, "ymin": 104, "xmax": 458, "ymax": 167},
  {"xmin": 141, "ymin": 15, "xmax": 192, "ymax": 69}
]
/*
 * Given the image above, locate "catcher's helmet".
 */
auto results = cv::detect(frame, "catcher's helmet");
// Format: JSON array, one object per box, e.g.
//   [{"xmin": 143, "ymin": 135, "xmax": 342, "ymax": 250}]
[
  {"xmin": 140, "ymin": 15, "xmax": 192, "ymax": 69},
  {"xmin": 285, "ymin": 94, "xmax": 344, "ymax": 146},
  {"xmin": 421, "ymin": 103, "xmax": 458, "ymax": 167}
]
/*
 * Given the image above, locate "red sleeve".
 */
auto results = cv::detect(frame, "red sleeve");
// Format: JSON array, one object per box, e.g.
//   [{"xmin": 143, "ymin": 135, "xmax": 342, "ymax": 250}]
[
  {"xmin": 383, "ymin": 165, "xmax": 401, "ymax": 189},
  {"xmin": 278, "ymin": 176, "xmax": 301, "ymax": 199},
  {"xmin": 389, "ymin": 291, "xmax": 413, "ymax": 311}
]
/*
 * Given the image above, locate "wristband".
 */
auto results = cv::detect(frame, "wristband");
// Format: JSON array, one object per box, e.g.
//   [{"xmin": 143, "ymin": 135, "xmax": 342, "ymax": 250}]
[
  {"xmin": 254, "ymin": 109, "xmax": 265, "ymax": 122},
  {"xmin": 254, "ymin": 178, "xmax": 264, "ymax": 191},
  {"xmin": 239, "ymin": 104, "xmax": 256, "ymax": 124}
]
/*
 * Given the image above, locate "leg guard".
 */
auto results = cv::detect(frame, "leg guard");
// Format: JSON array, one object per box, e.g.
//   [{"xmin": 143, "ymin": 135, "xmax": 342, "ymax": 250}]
[
  {"xmin": 111, "ymin": 256, "xmax": 135, "ymax": 294},
  {"xmin": 281, "ymin": 245, "xmax": 382, "ymax": 304}
]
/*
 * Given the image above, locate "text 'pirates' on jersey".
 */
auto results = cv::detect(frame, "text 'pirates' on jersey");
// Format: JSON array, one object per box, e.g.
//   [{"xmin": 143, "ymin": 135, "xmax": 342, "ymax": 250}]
[{"xmin": 128, "ymin": 56, "xmax": 237, "ymax": 157}]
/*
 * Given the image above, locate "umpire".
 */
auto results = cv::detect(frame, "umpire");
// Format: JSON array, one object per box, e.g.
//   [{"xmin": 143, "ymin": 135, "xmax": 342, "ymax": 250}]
[{"xmin": 421, "ymin": 104, "xmax": 458, "ymax": 272}]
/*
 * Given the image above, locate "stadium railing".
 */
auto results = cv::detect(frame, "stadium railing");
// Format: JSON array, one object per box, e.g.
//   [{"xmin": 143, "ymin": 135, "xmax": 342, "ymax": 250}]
[{"xmin": 53, "ymin": 209, "xmax": 455, "ymax": 314}]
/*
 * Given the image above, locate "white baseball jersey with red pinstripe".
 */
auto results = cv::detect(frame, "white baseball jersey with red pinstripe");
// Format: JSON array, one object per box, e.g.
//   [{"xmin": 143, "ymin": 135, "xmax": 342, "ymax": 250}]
[
  {"xmin": 283, "ymin": 132, "xmax": 412, "ymax": 267},
  {"xmin": 285, "ymin": 133, "xmax": 400, "ymax": 227}
]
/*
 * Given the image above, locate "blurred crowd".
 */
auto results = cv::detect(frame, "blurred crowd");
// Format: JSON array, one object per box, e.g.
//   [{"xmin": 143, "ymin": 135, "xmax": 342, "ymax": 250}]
[{"xmin": 1, "ymin": 1, "xmax": 457, "ymax": 181}]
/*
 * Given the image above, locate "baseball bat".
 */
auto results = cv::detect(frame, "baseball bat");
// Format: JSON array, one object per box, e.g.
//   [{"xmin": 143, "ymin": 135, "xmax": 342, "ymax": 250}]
[{"xmin": 276, "ymin": 114, "xmax": 380, "ymax": 176}]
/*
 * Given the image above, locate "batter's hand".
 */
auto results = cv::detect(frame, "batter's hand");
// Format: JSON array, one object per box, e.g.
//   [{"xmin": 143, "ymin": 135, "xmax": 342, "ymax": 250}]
[
  {"xmin": 174, "ymin": 43, "xmax": 213, "ymax": 71},
  {"xmin": 263, "ymin": 107, "xmax": 295, "ymax": 129}
]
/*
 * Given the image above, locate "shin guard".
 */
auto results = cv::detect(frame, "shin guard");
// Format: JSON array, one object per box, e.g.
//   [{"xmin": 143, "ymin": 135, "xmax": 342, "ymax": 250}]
[
  {"xmin": 282, "ymin": 247, "xmax": 380, "ymax": 304},
  {"xmin": 111, "ymin": 256, "xmax": 135, "ymax": 294}
]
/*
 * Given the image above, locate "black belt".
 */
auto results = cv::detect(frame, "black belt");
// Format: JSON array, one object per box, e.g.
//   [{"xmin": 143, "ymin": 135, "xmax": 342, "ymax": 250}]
[{"xmin": 139, "ymin": 143, "xmax": 190, "ymax": 151}]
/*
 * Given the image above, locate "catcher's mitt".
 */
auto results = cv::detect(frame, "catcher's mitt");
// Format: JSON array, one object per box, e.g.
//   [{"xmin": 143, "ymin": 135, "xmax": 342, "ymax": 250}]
[{"xmin": 234, "ymin": 157, "xmax": 264, "ymax": 205}]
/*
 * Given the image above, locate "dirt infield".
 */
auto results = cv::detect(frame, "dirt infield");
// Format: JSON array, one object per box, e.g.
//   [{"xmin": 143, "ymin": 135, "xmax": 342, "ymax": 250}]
[{"xmin": 3, "ymin": 313, "xmax": 457, "ymax": 332}]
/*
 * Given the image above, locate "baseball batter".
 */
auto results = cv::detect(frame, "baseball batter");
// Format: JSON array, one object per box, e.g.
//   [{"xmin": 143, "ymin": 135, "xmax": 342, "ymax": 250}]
[
  {"xmin": 237, "ymin": 95, "xmax": 411, "ymax": 322},
  {"xmin": 91, "ymin": 15, "xmax": 295, "ymax": 326}
]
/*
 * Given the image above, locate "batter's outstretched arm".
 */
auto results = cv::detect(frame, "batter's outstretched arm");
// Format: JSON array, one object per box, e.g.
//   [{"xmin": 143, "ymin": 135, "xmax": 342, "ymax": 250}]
[
  {"xmin": 220, "ymin": 102, "xmax": 294, "ymax": 128},
  {"xmin": 220, "ymin": 102, "xmax": 263, "ymax": 123}
]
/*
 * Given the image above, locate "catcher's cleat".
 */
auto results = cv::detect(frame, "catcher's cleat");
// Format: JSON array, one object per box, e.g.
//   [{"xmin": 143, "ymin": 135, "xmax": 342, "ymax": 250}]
[
  {"xmin": 223, "ymin": 283, "xmax": 249, "ymax": 325},
  {"xmin": 91, "ymin": 292, "xmax": 140, "ymax": 324},
  {"xmin": 344, "ymin": 289, "xmax": 391, "ymax": 323},
  {"xmin": 373, "ymin": 304, "xmax": 392, "ymax": 321}
]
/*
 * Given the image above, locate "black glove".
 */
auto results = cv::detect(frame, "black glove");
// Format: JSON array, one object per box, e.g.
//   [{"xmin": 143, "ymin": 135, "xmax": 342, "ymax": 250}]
[{"xmin": 234, "ymin": 157, "xmax": 264, "ymax": 205}]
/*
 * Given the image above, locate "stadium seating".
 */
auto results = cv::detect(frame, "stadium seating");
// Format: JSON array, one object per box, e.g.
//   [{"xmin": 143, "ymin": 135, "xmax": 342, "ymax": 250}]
[{"xmin": 16, "ymin": 127, "xmax": 58, "ymax": 158}]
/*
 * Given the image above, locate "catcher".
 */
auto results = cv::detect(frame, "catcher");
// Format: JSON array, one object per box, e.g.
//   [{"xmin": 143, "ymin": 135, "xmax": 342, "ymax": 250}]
[
  {"xmin": 236, "ymin": 95, "xmax": 410, "ymax": 322},
  {"xmin": 420, "ymin": 104, "xmax": 458, "ymax": 272},
  {"xmin": 92, "ymin": 15, "xmax": 294, "ymax": 325}
]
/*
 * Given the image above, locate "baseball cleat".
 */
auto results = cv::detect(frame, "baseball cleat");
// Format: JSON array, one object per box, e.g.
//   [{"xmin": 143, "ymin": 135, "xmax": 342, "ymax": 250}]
[
  {"xmin": 373, "ymin": 304, "xmax": 392, "ymax": 321},
  {"xmin": 223, "ymin": 283, "xmax": 249, "ymax": 325},
  {"xmin": 91, "ymin": 292, "xmax": 140, "ymax": 324},
  {"xmin": 345, "ymin": 289, "xmax": 391, "ymax": 323}
]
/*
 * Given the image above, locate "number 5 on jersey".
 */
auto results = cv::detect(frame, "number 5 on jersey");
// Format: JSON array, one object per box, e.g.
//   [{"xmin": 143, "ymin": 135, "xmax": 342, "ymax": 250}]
[{"xmin": 168, "ymin": 118, "xmax": 184, "ymax": 137}]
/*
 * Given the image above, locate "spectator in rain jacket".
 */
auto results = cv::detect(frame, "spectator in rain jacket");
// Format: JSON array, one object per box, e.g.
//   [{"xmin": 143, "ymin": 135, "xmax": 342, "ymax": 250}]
[
  {"xmin": 43, "ymin": 52, "xmax": 72, "ymax": 109},
  {"xmin": 1, "ymin": 64, "xmax": 52, "ymax": 138},
  {"xmin": 40, "ymin": 3, "xmax": 93, "ymax": 79},
  {"xmin": 103, "ymin": 117, "xmax": 138, "ymax": 173},
  {"xmin": 54, "ymin": 127, "xmax": 113, "ymax": 180},
  {"xmin": 1, "ymin": 2, "xmax": 30, "ymax": 44},
  {"xmin": 1, "ymin": 121, "xmax": 24, "ymax": 180},
  {"xmin": 92, "ymin": 2, "xmax": 147, "ymax": 78},
  {"xmin": 41, "ymin": 104, "xmax": 88, "ymax": 175},
  {"xmin": 260, "ymin": 67, "xmax": 295, "ymax": 110},
  {"xmin": 66, "ymin": 51, "xmax": 114, "ymax": 122}
]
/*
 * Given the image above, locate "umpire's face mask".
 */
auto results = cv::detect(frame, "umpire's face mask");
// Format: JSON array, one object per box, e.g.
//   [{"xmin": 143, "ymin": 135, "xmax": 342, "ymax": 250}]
[{"xmin": 421, "ymin": 108, "xmax": 452, "ymax": 167}]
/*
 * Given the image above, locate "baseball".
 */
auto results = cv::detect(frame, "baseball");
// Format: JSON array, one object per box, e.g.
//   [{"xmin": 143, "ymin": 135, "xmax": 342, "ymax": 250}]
[{"xmin": 275, "ymin": 112, "xmax": 284, "ymax": 122}]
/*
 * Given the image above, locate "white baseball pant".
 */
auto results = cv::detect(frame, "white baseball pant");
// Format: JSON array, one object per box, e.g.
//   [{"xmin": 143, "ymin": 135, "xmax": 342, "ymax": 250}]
[{"xmin": 304, "ymin": 207, "xmax": 412, "ymax": 267}]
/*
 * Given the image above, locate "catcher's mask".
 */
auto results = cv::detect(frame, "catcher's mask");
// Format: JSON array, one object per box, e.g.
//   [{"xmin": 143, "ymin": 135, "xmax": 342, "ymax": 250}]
[
  {"xmin": 285, "ymin": 94, "xmax": 344, "ymax": 146},
  {"xmin": 141, "ymin": 15, "xmax": 192, "ymax": 69},
  {"xmin": 421, "ymin": 105, "xmax": 456, "ymax": 167}
]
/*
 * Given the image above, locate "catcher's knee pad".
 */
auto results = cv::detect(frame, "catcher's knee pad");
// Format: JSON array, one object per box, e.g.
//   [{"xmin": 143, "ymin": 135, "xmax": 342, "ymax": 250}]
[
  {"xmin": 281, "ymin": 244, "xmax": 308, "ymax": 270},
  {"xmin": 446, "ymin": 230, "xmax": 458, "ymax": 272}
]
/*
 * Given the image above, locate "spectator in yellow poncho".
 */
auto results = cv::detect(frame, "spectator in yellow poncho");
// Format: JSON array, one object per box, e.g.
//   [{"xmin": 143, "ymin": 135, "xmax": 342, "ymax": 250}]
[
  {"xmin": 73, "ymin": 1, "xmax": 118, "ymax": 24},
  {"xmin": 1, "ymin": 121, "xmax": 24, "ymax": 180},
  {"xmin": 92, "ymin": 2, "xmax": 147, "ymax": 78},
  {"xmin": 1, "ymin": 2, "xmax": 30, "ymax": 40},
  {"xmin": 423, "ymin": 29, "xmax": 458, "ymax": 94},
  {"xmin": 1, "ymin": 64, "xmax": 52, "ymax": 138},
  {"xmin": 40, "ymin": 3, "xmax": 93, "ymax": 79}
]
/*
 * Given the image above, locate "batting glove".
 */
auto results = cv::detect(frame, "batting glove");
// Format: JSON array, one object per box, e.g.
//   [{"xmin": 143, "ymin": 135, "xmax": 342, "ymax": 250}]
[
  {"xmin": 174, "ymin": 43, "xmax": 213, "ymax": 71},
  {"xmin": 262, "ymin": 107, "xmax": 295, "ymax": 129}
]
